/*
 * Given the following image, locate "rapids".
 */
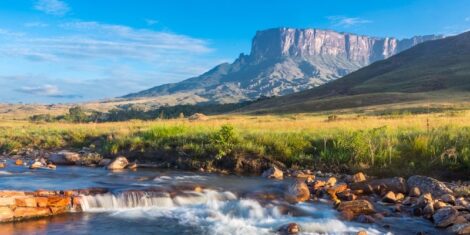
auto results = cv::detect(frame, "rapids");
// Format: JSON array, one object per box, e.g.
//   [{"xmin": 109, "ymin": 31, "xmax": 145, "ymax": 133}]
[{"xmin": 0, "ymin": 162, "xmax": 447, "ymax": 235}]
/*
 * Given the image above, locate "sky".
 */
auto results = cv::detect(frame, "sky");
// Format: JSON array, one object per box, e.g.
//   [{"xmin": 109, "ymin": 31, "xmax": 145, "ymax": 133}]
[{"xmin": 0, "ymin": 0, "xmax": 469, "ymax": 104}]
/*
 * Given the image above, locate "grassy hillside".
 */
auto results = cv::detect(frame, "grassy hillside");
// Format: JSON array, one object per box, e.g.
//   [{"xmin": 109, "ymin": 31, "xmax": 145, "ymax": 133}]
[{"xmin": 242, "ymin": 31, "xmax": 470, "ymax": 113}]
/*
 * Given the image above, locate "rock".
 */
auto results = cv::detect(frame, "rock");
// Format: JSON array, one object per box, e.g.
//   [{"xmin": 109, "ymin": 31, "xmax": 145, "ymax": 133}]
[
  {"xmin": 47, "ymin": 163, "xmax": 56, "ymax": 169},
  {"xmin": 337, "ymin": 200, "xmax": 375, "ymax": 215},
  {"xmin": 352, "ymin": 172, "xmax": 367, "ymax": 183},
  {"xmin": 456, "ymin": 197, "xmax": 469, "ymax": 207},
  {"xmin": 49, "ymin": 206, "xmax": 67, "ymax": 215},
  {"xmin": 395, "ymin": 193, "xmax": 405, "ymax": 201},
  {"xmin": 13, "ymin": 207, "xmax": 50, "ymax": 219},
  {"xmin": 402, "ymin": 196, "xmax": 417, "ymax": 206},
  {"xmin": 433, "ymin": 207, "xmax": 459, "ymax": 228},
  {"xmin": 29, "ymin": 161, "xmax": 43, "ymax": 169},
  {"xmin": 285, "ymin": 181, "xmax": 310, "ymax": 203},
  {"xmin": 418, "ymin": 193, "xmax": 433, "ymax": 207},
  {"xmin": 15, "ymin": 197, "xmax": 36, "ymax": 207},
  {"xmin": 413, "ymin": 207, "xmax": 422, "ymax": 217},
  {"xmin": 356, "ymin": 230, "xmax": 368, "ymax": 235},
  {"xmin": 423, "ymin": 203, "xmax": 434, "ymax": 219},
  {"xmin": 106, "ymin": 156, "xmax": 129, "ymax": 170},
  {"xmin": 407, "ymin": 175, "xmax": 453, "ymax": 198},
  {"xmin": 382, "ymin": 191, "xmax": 397, "ymax": 203},
  {"xmin": 434, "ymin": 201, "xmax": 449, "ymax": 210},
  {"xmin": 448, "ymin": 223, "xmax": 470, "ymax": 235},
  {"xmin": 127, "ymin": 162, "xmax": 138, "ymax": 170},
  {"xmin": 47, "ymin": 196, "xmax": 71, "ymax": 207},
  {"xmin": 340, "ymin": 209, "xmax": 355, "ymax": 221},
  {"xmin": 326, "ymin": 177, "xmax": 337, "ymax": 186},
  {"xmin": 409, "ymin": 187, "xmax": 421, "ymax": 197},
  {"xmin": 98, "ymin": 158, "xmax": 112, "ymax": 167},
  {"xmin": 440, "ymin": 194, "xmax": 456, "ymax": 205},
  {"xmin": 15, "ymin": 159, "xmax": 23, "ymax": 165},
  {"xmin": 337, "ymin": 191, "xmax": 357, "ymax": 201},
  {"xmin": 278, "ymin": 223, "xmax": 300, "ymax": 234},
  {"xmin": 350, "ymin": 177, "xmax": 406, "ymax": 194},
  {"xmin": 356, "ymin": 214, "xmax": 375, "ymax": 223},
  {"xmin": 0, "ymin": 207, "xmax": 13, "ymax": 222},
  {"xmin": 0, "ymin": 163, "xmax": 5, "ymax": 168},
  {"xmin": 35, "ymin": 197, "xmax": 48, "ymax": 207},
  {"xmin": 0, "ymin": 197, "xmax": 15, "ymax": 207},
  {"xmin": 312, "ymin": 180, "xmax": 326, "ymax": 191},
  {"xmin": 262, "ymin": 166, "xmax": 283, "ymax": 180},
  {"xmin": 0, "ymin": 190, "xmax": 26, "ymax": 197},
  {"xmin": 34, "ymin": 190, "xmax": 57, "ymax": 197},
  {"xmin": 48, "ymin": 150, "xmax": 81, "ymax": 165}
]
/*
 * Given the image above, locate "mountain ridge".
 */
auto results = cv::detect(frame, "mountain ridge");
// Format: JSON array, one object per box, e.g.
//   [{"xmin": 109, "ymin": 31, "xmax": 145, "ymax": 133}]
[{"xmin": 123, "ymin": 28, "xmax": 443, "ymax": 105}]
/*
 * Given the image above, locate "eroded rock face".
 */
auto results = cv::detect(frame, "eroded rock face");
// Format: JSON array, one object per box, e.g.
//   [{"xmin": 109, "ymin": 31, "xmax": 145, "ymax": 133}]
[
  {"xmin": 407, "ymin": 175, "xmax": 453, "ymax": 198},
  {"xmin": 106, "ymin": 156, "xmax": 129, "ymax": 170},
  {"xmin": 262, "ymin": 166, "xmax": 283, "ymax": 180}
]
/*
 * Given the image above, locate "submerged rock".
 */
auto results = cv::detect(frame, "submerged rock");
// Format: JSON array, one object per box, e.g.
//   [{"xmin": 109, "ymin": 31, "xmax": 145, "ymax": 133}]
[
  {"xmin": 407, "ymin": 175, "xmax": 453, "ymax": 197},
  {"xmin": 261, "ymin": 166, "xmax": 283, "ymax": 180},
  {"xmin": 106, "ymin": 156, "xmax": 129, "ymax": 170}
]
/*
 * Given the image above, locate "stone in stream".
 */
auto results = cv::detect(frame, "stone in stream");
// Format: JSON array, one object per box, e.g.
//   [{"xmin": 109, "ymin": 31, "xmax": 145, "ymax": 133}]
[
  {"xmin": 261, "ymin": 166, "xmax": 283, "ymax": 180},
  {"xmin": 356, "ymin": 230, "xmax": 368, "ymax": 235},
  {"xmin": 48, "ymin": 150, "xmax": 81, "ymax": 165},
  {"xmin": 326, "ymin": 177, "xmax": 337, "ymax": 187},
  {"xmin": 15, "ymin": 159, "xmax": 23, "ymax": 165},
  {"xmin": 448, "ymin": 223, "xmax": 470, "ymax": 235},
  {"xmin": 382, "ymin": 191, "xmax": 397, "ymax": 203},
  {"xmin": 440, "ymin": 194, "xmax": 456, "ymax": 205},
  {"xmin": 285, "ymin": 181, "xmax": 310, "ymax": 203},
  {"xmin": 352, "ymin": 172, "xmax": 366, "ymax": 183},
  {"xmin": 106, "ymin": 156, "xmax": 129, "ymax": 170},
  {"xmin": 29, "ymin": 161, "xmax": 44, "ymax": 169},
  {"xmin": 0, "ymin": 162, "xmax": 5, "ymax": 168},
  {"xmin": 278, "ymin": 223, "xmax": 300, "ymax": 234},
  {"xmin": 350, "ymin": 177, "xmax": 407, "ymax": 194},
  {"xmin": 407, "ymin": 175, "xmax": 453, "ymax": 198},
  {"xmin": 337, "ymin": 200, "xmax": 375, "ymax": 216},
  {"xmin": 417, "ymin": 193, "xmax": 433, "ymax": 207},
  {"xmin": 98, "ymin": 158, "xmax": 112, "ymax": 167},
  {"xmin": 433, "ymin": 207, "xmax": 459, "ymax": 228},
  {"xmin": 127, "ymin": 162, "xmax": 138, "ymax": 170},
  {"xmin": 422, "ymin": 203, "xmax": 435, "ymax": 219}
]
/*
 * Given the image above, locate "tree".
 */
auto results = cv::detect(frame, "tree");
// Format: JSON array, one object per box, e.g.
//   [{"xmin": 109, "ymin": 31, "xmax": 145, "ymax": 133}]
[{"xmin": 68, "ymin": 106, "xmax": 88, "ymax": 123}]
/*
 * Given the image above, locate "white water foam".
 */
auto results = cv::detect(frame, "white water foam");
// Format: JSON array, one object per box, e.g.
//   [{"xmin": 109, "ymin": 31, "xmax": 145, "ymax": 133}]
[{"xmin": 80, "ymin": 189, "xmax": 389, "ymax": 235}]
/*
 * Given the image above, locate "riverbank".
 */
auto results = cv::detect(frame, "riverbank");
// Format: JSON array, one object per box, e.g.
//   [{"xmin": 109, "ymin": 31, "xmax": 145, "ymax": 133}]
[{"xmin": 1, "ymin": 113, "xmax": 470, "ymax": 179}]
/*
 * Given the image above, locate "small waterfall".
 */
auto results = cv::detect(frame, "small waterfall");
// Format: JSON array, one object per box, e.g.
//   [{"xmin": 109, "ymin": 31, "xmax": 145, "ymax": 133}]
[{"xmin": 80, "ymin": 189, "xmax": 237, "ymax": 212}]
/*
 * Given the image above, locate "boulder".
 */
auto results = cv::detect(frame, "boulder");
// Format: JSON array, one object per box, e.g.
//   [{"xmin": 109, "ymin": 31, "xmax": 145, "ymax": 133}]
[
  {"xmin": 423, "ymin": 203, "xmax": 434, "ymax": 219},
  {"xmin": 350, "ymin": 177, "xmax": 407, "ymax": 194},
  {"xmin": 285, "ymin": 181, "xmax": 310, "ymax": 203},
  {"xmin": 98, "ymin": 158, "xmax": 112, "ymax": 167},
  {"xmin": 409, "ymin": 187, "xmax": 421, "ymax": 197},
  {"xmin": 127, "ymin": 162, "xmax": 138, "ymax": 170},
  {"xmin": 382, "ymin": 191, "xmax": 397, "ymax": 203},
  {"xmin": 261, "ymin": 166, "xmax": 283, "ymax": 180},
  {"xmin": 48, "ymin": 151, "xmax": 81, "ymax": 165},
  {"xmin": 433, "ymin": 207, "xmax": 459, "ymax": 228},
  {"xmin": 278, "ymin": 223, "xmax": 300, "ymax": 234},
  {"xmin": 434, "ymin": 201, "xmax": 449, "ymax": 210},
  {"xmin": 448, "ymin": 223, "xmax": 470, "ymax": 235},
  {"xmin": 29, "ymin": 161, "xmax": 44, "ymax": 169},
  {"xmin": 440, "ymin": 194, "xmax": 456, "ymax": 205},
  {"xmin": 15, "ymin": 159, "xmax": 23, "ymax": 165},
  {"xmin": 337, "ymin": 200, "xmax": 375, "ymax": 215},
  {"xmin": 326, "ymin": 177, "xmax": 337, "ymax": 187},
  {"xmin": 352, "ymin": 172, "xmax": 366, "ymax": 183},
  {"xmin": 106, "ymin": 156, "xmax": 129, "ymax": 170},
  {"xmin": 407, "ymin": 175, "xmax": 453, "ymax": 198},
  {"xmin": 417, "ymin": 193, "xmax": 433, "ymax": 207}
]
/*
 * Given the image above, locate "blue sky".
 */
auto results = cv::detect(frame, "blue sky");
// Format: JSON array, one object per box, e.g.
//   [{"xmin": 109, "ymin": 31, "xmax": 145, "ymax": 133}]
[{"xmin": 0, "ymin": 0, "xmax": 469, "ymax": 103}]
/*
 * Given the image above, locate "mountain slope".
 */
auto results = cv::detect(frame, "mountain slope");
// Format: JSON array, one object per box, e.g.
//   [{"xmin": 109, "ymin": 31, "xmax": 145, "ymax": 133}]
[
  {"xmin": 123, "ymin": 28, "xmax": 441, "ymax": 105},
  {"xmin": 241, "ymin": 31, "xmax": 470, "ymax": 113}
]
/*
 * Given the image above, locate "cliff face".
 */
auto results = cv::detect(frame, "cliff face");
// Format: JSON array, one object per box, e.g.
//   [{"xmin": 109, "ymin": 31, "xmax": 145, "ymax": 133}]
[
  {"xmin": 250, "ymin": 28, "xmax": 442, "ymax": 65},
  {"xmin": 123, "ymin": 28, "xmax": 443, "ymax": 105}
]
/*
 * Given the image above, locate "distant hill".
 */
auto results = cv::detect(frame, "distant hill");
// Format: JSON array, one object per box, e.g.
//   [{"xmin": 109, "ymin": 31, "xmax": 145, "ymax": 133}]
[
  {"xmin": 241, "ymin": 31, "xmax": 470, "ymax": 113},
  {"xmin": 123, "ymin": 28, "xmax": 441, "ymax": 105}
]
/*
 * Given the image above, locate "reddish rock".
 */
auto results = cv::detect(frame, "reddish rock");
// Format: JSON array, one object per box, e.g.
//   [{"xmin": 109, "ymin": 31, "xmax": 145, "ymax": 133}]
[
  {"xmin": 352, "ymin": 172, "xmax": 366, "ymax": 183},
  {"xmin": 338, "ymin": 191, "xmax": 357, "ymax": 201},
  {"xmin": 0, "ymin": 191, "xmax": 26, "ymax": 197},
  {"xmin": 13, "ymin": 207, "xmax": 50, "ymax": 219},
  {"xmin": 49, "ymin": 206, "xmax": 67, "ymax": 215},
  {"xmin": 34, "ymin": 190, "xmax": 56, "ymax": 197},
  {"xmin": 0, "ymin": 163, "xmax": 5, "ymax": 168},
  {"xmin": 0, "ymin": 197, "xmax": 16, "ymax": 207},
  {"xmin": 337, "ymin": 200, "xmax": 375, "ymax": 215},
  {"xmin": 35, "ymin": 197, "xmax": 48, "ymax": 207},
  {"xmin": 285, "ymin": 181, "xmax": 310, "ymax": 203},
  {"xmin": 312, "ymin": 180, "xmax": 326, "ymax": 191},
  {"xmin": 356, "ymin": 230, "xmax": 368, "ymax": 235},
  {"xmin": 47, "ymin": 196, "xmax": 71, "ymax": 208},
  {"xmin": 340, "ymin": 209, "xmax": 355, "ymax": 221},
  {"xmin": 0, "ymin": 207, "xmax": 13, "ymax": 222},
  {"xmin": 15, "ymin": 159, "xmax": 23, "ymax": 166},
  {"xmin": 15, "ymin": 197, "xmax": 36, "ymax": 207},
  {"xmin": 395, "ymin": 193, "xmax": 405, "ymax": 201},
  {"xmin": 326, "ymin": 177, "xmax": 337, "ymax": 187},
  {"xmin": 106, "ymin": 156, "xmax": 129, "ymax": 170},
  {"xmin": 278, "ymin": 223, "xmax": 300, "ymax": 234},
  {"xmin": 382, "ymin": 191, "xmax": 397, "ymax": 203}
]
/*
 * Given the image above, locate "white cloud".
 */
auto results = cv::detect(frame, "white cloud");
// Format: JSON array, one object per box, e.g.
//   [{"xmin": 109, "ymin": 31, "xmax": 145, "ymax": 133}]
[
  {"xmin": 145, "ymin": 19, "xmax": 159, "ymax": 26},
  {"xmin": 16, "ymin": 84, "xmax": 60, "ymax": 96},
  {"xmin": 34, "ymin": 0, "xmax": 70, "ymax": 16},
  {"xmin": 24, "ymin": 22, "xmax": 49, "ymax": 28},
  {"xmin": 327, "ymin": 16, "xmax": 372, "ymax": 27}
]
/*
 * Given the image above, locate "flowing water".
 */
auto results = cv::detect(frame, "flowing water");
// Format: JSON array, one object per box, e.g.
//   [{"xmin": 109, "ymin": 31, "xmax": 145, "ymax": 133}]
[{"xmin": 0, "ymin": 161, "xmax": 446, "ymax": 235}]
